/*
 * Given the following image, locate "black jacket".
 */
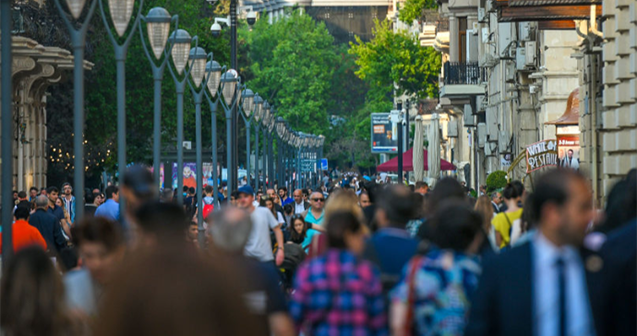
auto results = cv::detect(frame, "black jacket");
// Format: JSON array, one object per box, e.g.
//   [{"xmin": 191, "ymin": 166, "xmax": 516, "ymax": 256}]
[
  {"xmin": 465, "ymin": 241, "xmax": 604, "ymax": 336},
  {"xmin": 29, "ymin": 208, "xmax": 67, "ymax": 254}
]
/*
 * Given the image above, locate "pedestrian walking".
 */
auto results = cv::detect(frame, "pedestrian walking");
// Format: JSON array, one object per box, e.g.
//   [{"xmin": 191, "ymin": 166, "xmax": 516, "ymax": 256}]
[
  {"xmin": 391, "ymin": 200, "xmax": 483, "ymax": 336},
  {"xmin": 61, "ymin": 182, "xmax": 76, "ymax": 225},
  {"xmin": 492, "ymin": 183, "xmax": 523, "ymax": 248},
  {"xmin": 29, "ymin": 195, "xmax": 67, "ymax": 256},
  {"xmin": 290, "ymin": 211, "xmax": 388, "ymax": 335},
  {"xmin": 0, "ymin": 206, "xmax": 47, "ymax": 253},
  {"xmin": 95, "ymin": 186, "xmax": 120, "ymax": 222},
  {"xmin": 465, "ymin": 169, "xmax": 597, "ymax": 336}
]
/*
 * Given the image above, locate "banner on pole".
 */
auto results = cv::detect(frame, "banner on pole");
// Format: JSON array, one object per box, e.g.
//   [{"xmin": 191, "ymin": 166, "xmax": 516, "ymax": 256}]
[
  {"xmin": 526, "ymin": 139, "xmax": 558, "ymax": 173},
  {"xmin": 371, "ymin": 113, "xmax": 398, "ymax": 153}
]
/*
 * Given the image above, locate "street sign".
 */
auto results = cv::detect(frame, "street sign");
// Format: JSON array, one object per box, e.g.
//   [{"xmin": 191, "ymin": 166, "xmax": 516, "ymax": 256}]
[
  {"xmin": 321, "ymin": 158, "xmax": 328, "ymax": 170},
  {"xmin": 371, "ymin": 113, "xmax": 398, "ymax": 153}
]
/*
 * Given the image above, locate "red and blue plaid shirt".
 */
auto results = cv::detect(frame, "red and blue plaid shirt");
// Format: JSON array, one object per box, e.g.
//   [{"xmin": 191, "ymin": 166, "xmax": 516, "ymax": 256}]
[{"xmin": 289, "ymin": 248, "xmax": 388, "ymax": 336}]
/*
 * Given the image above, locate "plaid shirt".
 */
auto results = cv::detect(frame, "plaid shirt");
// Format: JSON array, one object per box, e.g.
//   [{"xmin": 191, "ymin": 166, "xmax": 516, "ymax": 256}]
[{"xmin": 290, "ymin": 249, "xmax": 388, "ymax": 336}]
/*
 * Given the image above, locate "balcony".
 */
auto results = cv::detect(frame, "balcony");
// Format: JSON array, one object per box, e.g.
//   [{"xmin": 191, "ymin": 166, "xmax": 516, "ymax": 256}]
[{"xmin": 440, "ymin": 62, "xmax": 486, "ymax": 98}]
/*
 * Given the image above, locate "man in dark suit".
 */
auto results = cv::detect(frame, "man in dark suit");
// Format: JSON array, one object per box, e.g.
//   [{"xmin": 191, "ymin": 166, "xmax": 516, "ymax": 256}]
[
  {"xmin": 490, "ymin": 191, "xmax": 501, "ymax": 214},
  {"xmin": 292, "ymin": 189, "xmax": 309, "ymax": 215},
  {"xmin": 466, "ymin": 169, "xmax": 596, "ymax": 336},
  {"xmin": 29, "ymin": 195, "xmax": 67, "ymax": 255}
]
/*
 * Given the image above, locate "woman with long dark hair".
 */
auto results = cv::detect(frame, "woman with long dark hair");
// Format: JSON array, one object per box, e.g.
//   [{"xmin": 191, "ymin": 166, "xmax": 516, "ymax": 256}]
[{"xmin": 1, "ymin": 247, "xmax": 76, "ymax": 336}]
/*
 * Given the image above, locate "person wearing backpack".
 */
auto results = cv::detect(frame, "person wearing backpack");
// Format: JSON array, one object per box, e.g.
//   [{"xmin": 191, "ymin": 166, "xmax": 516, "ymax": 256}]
[{"xmin": 492, "ymin": 183, "xmax": 524, "ymax": 249}]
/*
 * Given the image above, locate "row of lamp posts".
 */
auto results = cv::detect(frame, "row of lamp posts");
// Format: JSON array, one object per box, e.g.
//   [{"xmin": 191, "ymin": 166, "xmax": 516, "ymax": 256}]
[{"xmin": 0, "ymin": 0, "xmax": 326, "ymax": 258}]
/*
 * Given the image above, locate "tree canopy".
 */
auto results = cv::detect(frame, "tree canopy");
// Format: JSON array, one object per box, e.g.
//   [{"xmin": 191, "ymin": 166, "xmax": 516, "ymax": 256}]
[
  {"xmin": 398, "ymin": 0, "xmax": 439, "ymax": 24},
  {"xmin": 349, "ymin": 18, "xmax": 441, "ymax": 100}
]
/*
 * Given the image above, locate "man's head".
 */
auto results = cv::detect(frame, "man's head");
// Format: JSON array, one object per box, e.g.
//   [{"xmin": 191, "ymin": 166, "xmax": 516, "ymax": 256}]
[
  {"xmin": 29, "ymin": 187, "xmax": 38, "ymax": 199},
  {"xmin": 266, "ymin": 188, "xmax": 277, "ymax": 200},
  {"xmin": 293, "ymin": 189, "xmax": 303, "ymax": 204},
  {"xmin": 207, "ymin": 207, "xmax": 252, "ymax": 254},
  {"xmin": 491, "ymin": 191, "xmax": 502, "ymax": 205},
  {"xmin": 134, "ymin": 201, "xmax": 190, "ymax": 248},
  {"xmin": 14, "ymin": 206, "xmax": 30, "ymax": 221},
  {"xmin": 567, "ymin": 149, "xmax": 574, "ymax": 159},
  {"xmin": 122, "ymin": 165, "xmax": 156, "ymax": 215},
  {"xmin": 35, "ymin": 195, "xmax": 48, "ymax": 210},
  {"xmin": 236, "ymin": 186, "xmax": 255, "ymax": 210},
  {"xmin": 309, "ymin": 190, "xmax": 325, "ymax": 211},
  {"xmin": 188, "ymin": 187, "xmax": 195, "ymax": 196},
  {"xmin": 415, "ymin": 181, "xmax": 429, "ymax": 195},
  {"xmin": 62, "ymin": 183, "xmax": 73, "ymax": 196},
  {"xmin": 529, "ymin": 169, "xmax": 593, "ymax": 246},
  {"xmin": 72, "ymin": 217, "xmax": 125, "ymax": 285},
  {"xmin": 230, "ymin": 191, "xmax": 239, "ymax": 206},
  {"xmin": 47, "ymin": 187, "xmax": 59, "ymax": 204},
  {"xmin": 278, "ymin": 187, "xmax": 287, "ymax": 199},
  {"xmin": 17, "ymin": 191, "xmax": 27, "ymax": 201},
  {"xmin": 204, "ymin": 185, "xmax": 213, "ymax": 196},
  {"xmin": 302, "ymin": 189, "xmax": 310, "ymax": 202},
  {"xmin": 39, "ymin": 187, "xmax": 47, "ymax": 196},
  {"xmin": 92, "ymin": 188, "xmax": 100, "ymax": 195},
  {"xmin": 375, "ymin": 184, "xmax": 420, "ymax": 229},
  {"xmin": 105, "ymin": 185, "xmax": 119, "ymax": 202}
]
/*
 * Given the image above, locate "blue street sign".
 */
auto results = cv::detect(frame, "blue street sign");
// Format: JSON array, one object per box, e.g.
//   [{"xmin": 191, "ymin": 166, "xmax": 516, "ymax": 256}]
[{"xmin": 321, "ymin": 158, "xmax": 328, "ymax": 170}]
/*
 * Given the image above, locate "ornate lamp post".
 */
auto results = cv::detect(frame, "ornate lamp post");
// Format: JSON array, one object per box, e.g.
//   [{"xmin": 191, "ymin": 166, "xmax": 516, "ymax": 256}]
[
  {"xmin": 98, "ymin": 0, "xmax": 145, "ymax": 215},
  {"xmin": 203, "ymin": 60, "xmax": 223, "ymax": 208},
  {"xmin": 167, "ymin": 29, "xmax": 197, "ymax": 204},
  {"xmin": 240, "ymin": 88, "xmax": 255, "ymax": 186},
  {"xmin": 186, "ymin": 47, "xmax": 210, "ymax": 246},
  {"xmin": 219, "ymin": 70, "xmax": 239, "ymax": 195},
  {"xmin": 252, "ymin": 94, "xmax": 263, "ymax": 192},
  {"xmin": 260, "ymin": 101, "xmax": 270, "ymax": 188},
  {"xmin": 139, "ymin": 7, "xmax": 176, "ymax": 186},
  {"xmin": 52, "ymin": 0, "xmax": 100, "ymax": 222}
]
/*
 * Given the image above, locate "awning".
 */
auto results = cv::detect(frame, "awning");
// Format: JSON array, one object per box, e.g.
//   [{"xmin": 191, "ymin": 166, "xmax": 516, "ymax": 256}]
[{"xmin": 377, "ymin": 148, "xmax": 456, "ymax": 172}]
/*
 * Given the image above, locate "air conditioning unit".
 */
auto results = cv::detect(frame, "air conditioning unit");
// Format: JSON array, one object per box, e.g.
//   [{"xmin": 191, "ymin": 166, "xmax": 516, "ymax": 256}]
[
  {"xmin": 477, "ymin": 123, "xmax": 486, "ymax": 148},
  {"xmin": 478, "ymin": 8, "xmax": 488, "ymax": 23},
  {"xmin": 505, "ymin": 62, "xmax": 516, "ymax": 83},
  {"xmin": 476, "ymin": 95, "xmax": 486, "ymax": 112},
  {"xmin": 516, "ymin": 47, "xmax": 526, "ymax": 70},
  {"xmin": 525, "ymin": 41, "xmax": 537, "ymax": 68},
  {"xmin": 519, "ymin": 22, "xmax": 537, "ymax": 42},
  {"xmin": 472, "ymin": 22, "xmax": 479, "ymax": 34},
  {"xmin": 447, "ymin": 120, "xmax": 459, "ymax": 137},
  {"xmin": 464, "ymin": 103, "xmax": 476, "ymax": 127}
]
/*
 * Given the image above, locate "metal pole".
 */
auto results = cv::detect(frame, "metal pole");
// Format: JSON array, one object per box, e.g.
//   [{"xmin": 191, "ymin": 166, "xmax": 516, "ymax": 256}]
[
  {"xmin": 230, "ymin": 0, "xmax": 238, "ymax": 191},
  {"xmin": 176, "ymin": 82, "xmax": 185, "ymax": 204},
  {"xmin": 152, "ymin": 73, "xmax": 162, "ymax": 186},
  {"xmin": 254, "ymin": 124, "xmax": 259, "ymax": 192},
  {"xmin": 226, "ymin": 107, "xmax": 234, "ymax": 195},
  {"xmin": 1, "ymin": 0, "xmax": 14, "ymax": 262},
  {"xmin": 246, "ymin": 120, "xmax": 251, "ymax": 187},
  {"xmin": 398, "ymin": 115, "xmax": 404, "ymax": 184},
  {"xmin": 194, "ymin": 92, "xmax": 204, "ymax": 247},
  {"xmin": 210, "ymin": 100, "xmax": 219, "ymax": 208},
  {"xmin": 98, "ymin": 0, "xmax": 144, "ymax": 216},
  {"xmin": 262, "ymin": 128, "xmax": 267, "ymax": 188}
]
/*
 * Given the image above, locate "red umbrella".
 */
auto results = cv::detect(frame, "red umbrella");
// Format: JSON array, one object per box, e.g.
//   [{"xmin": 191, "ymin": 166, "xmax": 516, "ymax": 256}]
[{"xmin": 377, "ymin": 148, "xmax": 456, "ymax": 172}]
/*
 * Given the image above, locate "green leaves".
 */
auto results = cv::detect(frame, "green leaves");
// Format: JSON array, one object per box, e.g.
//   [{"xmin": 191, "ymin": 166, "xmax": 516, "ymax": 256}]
[
  {"xmin": 239, "ymin": 9, "xmax": 337, "ymax": 137},
  {"xmin": 398, "ymin": 0, "xmax": 439, "ymax": 24},
  {"xmin": 349, "ymin": 18, "xmax": 441, "ymax": 100}
]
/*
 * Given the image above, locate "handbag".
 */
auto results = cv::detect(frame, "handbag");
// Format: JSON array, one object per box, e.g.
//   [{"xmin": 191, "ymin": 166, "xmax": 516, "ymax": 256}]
[{"xmin": 404, "ymin": 255, "xmax": 423, "ymax": 335}]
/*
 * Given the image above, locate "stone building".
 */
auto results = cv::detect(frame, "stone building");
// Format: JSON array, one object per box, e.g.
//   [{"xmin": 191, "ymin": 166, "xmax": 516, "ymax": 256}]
[{"xmin": 1, "ymin": 32, "xmax": 89, "ymax": 195}]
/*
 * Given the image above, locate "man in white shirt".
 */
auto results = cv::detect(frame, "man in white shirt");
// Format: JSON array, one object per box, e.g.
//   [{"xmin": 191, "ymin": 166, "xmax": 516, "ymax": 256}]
[
  {"xmin": 466, "ymin": 169, "xmax": 596, "ymax": 336},
  {"xmin": 236, "ymin": 185, "xmax": 284, "ymax": 266},
  {"xmin": 292, "ymin": 189, "xmax": 309, "ymax": 215}
]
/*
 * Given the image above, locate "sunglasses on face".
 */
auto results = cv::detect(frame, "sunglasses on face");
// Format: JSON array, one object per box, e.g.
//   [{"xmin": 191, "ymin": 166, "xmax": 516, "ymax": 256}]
[{"xmin": 312, "ymin": 198, "xmax": 325, "ymax": 202}]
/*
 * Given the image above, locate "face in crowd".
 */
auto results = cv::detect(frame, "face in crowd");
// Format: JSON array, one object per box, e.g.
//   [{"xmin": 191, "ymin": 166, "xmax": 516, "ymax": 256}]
[
  {"xmin": 309, "ymin": 192, "xmax": 325, "ymax": 211},
  {"xmin": 293, "ymin": 190, "xmax": 303, "ymax": 204}
]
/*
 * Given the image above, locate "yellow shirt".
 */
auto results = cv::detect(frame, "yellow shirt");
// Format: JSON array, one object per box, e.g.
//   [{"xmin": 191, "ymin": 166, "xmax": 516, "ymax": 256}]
[{"xmin": 492, "ymin": 208, "xmax": 524, "ymax": 248}]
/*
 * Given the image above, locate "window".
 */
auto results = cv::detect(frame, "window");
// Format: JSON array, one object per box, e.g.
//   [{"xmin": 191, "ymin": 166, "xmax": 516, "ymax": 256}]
[
  {"xmin": 348, "ymin": 13, "xmax": 354, "ymax": 19},
  {"xmin": 324, "ymin": 13, "xmax": 330, "ymax": 19}
]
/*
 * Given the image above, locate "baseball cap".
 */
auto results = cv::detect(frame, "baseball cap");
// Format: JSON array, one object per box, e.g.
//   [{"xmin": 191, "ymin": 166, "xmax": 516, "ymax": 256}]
[
  {"xmin": 237, "ymin": 185, "xmax": 254, "ymax": 196},
  {"xmin": 123, "ymin": 165, "xmax": 155, "ymax": 197}
]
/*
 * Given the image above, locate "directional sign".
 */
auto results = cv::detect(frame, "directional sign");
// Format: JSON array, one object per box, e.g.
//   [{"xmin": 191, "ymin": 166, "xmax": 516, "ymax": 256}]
[{"xmin": 321, "ymin": 158, "xmax": 328, "ymax": 170}]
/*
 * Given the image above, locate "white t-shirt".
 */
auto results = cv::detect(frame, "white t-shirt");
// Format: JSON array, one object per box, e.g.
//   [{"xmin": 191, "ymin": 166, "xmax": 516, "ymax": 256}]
[
  {"xmin": 245, "ymin": 207, "xmax": 280, "ymax": 262},
  {"xmin": 276, "ymin": 212, "xmax": 285, "ymax": 225}
]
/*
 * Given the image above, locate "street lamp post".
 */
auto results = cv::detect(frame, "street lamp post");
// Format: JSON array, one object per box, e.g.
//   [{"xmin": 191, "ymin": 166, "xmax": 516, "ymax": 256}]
[
  {"xmin": 54, "ymin": 0, "xmax": 99, "ymax": 221},
  {"xmin": 139, "ymin": 7, "xmax": 176, "ymax": 187},
  {"xmin": 252, "ymin": 94, "xmax": 264, "ymax": 192},
  {"xmin": 220, "ymin": 70, "xmax": 239, "ymax": 196},
  {"xmin": 203, "ymin": 60, "xmax": 223, "ymax": 209},
  {"xmin": 261, "ymin": 101, "xmax": 270, "ymax": 188},
  {"xmin": 186, "ymin": 47, "xmax": 210, "ymax": 247},
  {"xmin": 2, "ymin": 0, "xmax": 16, "ymax": 262},
  {"xmin": 240, "ymin": 88, "xmax": 255, "ymax": 187},
  {"xmin": 166, "ymin": 29, "xmax": 195, "ymax": 205},
  {"xmin": 98, "ymin": 0, "xmax": 145, "ymax": 216},
  {"xmin": 267, "ymin": 110, "xmax": 275, "ymax": 189}
]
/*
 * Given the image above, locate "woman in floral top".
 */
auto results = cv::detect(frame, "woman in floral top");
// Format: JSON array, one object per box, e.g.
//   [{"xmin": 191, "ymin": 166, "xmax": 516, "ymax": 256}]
[
  {"xmin": 390, "ymin": 200, "xmax": 484, "ymax": 336},
  {"xmin": 290, "ymin": 210, "xmax": 388, "ymax": 336}
]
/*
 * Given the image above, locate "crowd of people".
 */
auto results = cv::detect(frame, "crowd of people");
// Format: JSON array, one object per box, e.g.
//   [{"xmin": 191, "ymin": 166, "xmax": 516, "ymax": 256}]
[{"xmin": 0, "ymin": 165, "xmax": 635, "ymax": 336}]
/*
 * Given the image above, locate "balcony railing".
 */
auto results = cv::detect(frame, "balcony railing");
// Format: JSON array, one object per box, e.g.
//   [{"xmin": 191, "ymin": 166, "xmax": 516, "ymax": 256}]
[{"xmin": 443, "ymin": 62, "xmax": 487, "ymax": 85}]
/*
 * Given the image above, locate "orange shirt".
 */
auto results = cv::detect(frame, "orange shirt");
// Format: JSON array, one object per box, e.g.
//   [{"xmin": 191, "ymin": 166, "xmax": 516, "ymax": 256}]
[{"xmin": 0, "ymin": 220, "xmax": 47, "ymax": 253}]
